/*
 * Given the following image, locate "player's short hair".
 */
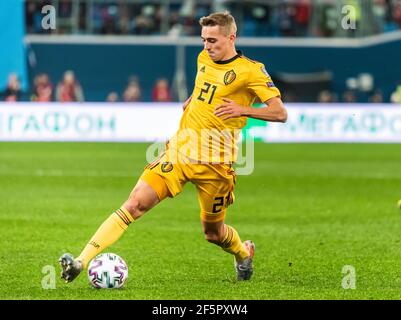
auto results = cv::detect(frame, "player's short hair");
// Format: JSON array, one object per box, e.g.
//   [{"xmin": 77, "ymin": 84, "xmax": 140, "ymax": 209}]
[{"xmin": 199, "ymin": 11, "xmax": 237, "ymax": 36}]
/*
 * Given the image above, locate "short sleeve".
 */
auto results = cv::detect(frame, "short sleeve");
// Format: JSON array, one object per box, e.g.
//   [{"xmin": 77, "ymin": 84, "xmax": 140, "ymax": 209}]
[{"xmin": 246, "ymin": 63, "xmax": 281, "ymax": 103}]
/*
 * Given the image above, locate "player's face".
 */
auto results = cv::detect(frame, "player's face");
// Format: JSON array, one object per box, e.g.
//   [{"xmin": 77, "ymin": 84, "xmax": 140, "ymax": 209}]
[{"xmin": 201, "ymin": 26, "xmax": 235, "ymax": 61}]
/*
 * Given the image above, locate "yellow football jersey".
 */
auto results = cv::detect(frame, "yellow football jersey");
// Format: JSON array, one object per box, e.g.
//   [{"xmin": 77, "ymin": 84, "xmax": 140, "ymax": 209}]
[{"xmin": 167, "ymin": 49, "xmax": 281, "ymax": 164}]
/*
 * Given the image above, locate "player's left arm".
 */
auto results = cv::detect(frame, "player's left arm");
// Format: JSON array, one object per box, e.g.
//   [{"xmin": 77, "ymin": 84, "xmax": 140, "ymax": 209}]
[{"xmin": 214, "ymin": 96, "xmax": 287, "ymax": 122}]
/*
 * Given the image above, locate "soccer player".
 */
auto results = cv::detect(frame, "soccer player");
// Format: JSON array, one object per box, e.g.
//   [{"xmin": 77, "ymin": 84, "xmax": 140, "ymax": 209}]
[{"xmin": 59, "ymin": 11, "xmax": 287, "ymax": 283}]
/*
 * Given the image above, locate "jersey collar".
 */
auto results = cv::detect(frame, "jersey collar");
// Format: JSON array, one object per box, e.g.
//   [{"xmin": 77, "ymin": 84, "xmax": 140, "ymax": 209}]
[{"xmin": 214, "ymin": 50, "xmax": 242, "ymax": 65}]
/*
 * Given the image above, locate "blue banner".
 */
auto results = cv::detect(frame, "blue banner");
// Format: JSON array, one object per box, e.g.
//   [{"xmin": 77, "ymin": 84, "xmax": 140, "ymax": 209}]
[{"xmin": 0, "ymin": 0, "xmax": 27, "ymax": 91}]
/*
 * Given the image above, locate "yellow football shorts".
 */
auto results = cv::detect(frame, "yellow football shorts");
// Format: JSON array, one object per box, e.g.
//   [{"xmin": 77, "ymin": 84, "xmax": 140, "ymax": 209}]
[{"xmin": 140, "ymin": 152, "xmax": 236, "ymax": 223}]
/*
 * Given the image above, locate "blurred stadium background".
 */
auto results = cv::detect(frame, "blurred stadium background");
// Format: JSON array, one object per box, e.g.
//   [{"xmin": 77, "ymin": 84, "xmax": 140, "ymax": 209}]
[
  {"xmin": 2, "ymin": 0, "xmax": 401, "ymax": 105},
  {"xmin": 1, "ymin": 0, "xmax": 400, "ymax": 143},
  {"xmin": 1, "ymin": 0, "xmax": 401, "ymax": 300}
]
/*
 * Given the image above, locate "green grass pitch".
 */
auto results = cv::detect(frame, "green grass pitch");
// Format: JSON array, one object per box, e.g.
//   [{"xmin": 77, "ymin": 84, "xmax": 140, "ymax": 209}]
[{"xmin": 0, "ymin": 142, "xmax": 400, "ymax": 300}]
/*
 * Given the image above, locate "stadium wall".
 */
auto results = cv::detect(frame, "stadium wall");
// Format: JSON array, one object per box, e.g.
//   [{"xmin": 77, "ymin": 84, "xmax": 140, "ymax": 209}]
[
  {"xmin": 27, "ymin": 43, "xmax": 176, "ymax": 102},
  {"xmin": 26, "ymin": 35, "xmax": 401, "ymax": 102},
  {"xmin": 1, "ymin": 103, "xmax": 400, "ymax": 143}
]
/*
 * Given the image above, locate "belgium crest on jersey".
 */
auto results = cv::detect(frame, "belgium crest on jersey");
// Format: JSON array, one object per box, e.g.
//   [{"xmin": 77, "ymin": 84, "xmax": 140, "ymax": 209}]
[
  {"xmin": 161, "ymin": 161, "xmax": 173, "ymax": 173},
  {"xmin": 224, "ymin": 69, "xmax": 236, "ymax": 85}
]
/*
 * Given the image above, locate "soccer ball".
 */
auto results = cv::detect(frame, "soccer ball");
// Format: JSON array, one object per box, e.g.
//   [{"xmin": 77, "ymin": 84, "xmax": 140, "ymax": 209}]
[{"xmin": 87, "ymin": 253, "xmax": 128, "ymax": 289}]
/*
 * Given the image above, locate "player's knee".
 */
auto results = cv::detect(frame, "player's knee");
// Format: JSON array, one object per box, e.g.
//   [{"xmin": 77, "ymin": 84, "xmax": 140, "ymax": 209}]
[
  {"xmin": 204, "ymin": 230, "xmax": 222, "ymax": 245},
  {"xmin": 123, "ymin": 198, "xmax": 146, "ymax": 219},
  {"xmin": 123, "ymin": 195, "xmax": 150, "ymax": 220},
  {"xmin": 123, "ymin": 181, "xmax": 159, "ymax": 219}
]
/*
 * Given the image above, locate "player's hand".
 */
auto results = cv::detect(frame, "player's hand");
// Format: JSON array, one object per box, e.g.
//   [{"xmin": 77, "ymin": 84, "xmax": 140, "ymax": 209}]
[{"xmin": 214, "ymin": 98, "xmax": 245, "ymax": 120}]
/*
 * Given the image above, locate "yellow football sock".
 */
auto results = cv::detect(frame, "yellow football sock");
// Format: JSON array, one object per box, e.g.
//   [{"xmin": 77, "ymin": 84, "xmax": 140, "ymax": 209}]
[
  {"xmin": 220, "ymin": 225, "xmax": 249, "ymax": 262},
  {"xmin": 77, "ymin": 207, "xmax": 134, "ymax": 268}
]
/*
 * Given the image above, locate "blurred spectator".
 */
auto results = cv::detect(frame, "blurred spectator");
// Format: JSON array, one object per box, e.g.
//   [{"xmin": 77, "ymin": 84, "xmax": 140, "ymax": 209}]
[
  {"xmin": 118, "ymin": 4, "xmax": 131, "ymax": 34},
  {"xmin": 152, "ymin": 78, "xmax": 172, "ymax": 102},
  {"xmin": 369, "ymin": 89, "xmax": 384, "ymax": 103},
  {"xmin": 394, "ymin": 1, "xmax": 401, "ymax": 28},
  {"xmin": 106, "ymin": 91, "xmax": 119, "ymax": 102},
  {"xmin": 342, "ymin": 90, "xmax": 357, "ymax": 103},
  {"xmin": 25, "ymin": 1, "xmax": 39, "ymax": 33},
  {"xmin": 317, "ymin": 90, "xmax": 337, "ymax": 103},
  {"xmin": 25, "ymin": 0, "xmax": 53, "ymax": 34},
  {"xmin": 1, "ymin": 73, "xmax": 22, "ymax": 102},
  {"xmin": 59, "ymin": 0, "xmax": 73, "ymax": 18},
  {"xmin": 179, "ymin": 4, "xmax": 199, "ymax": 36},
  {"xmin": 372, "ymin": 0, "xmax": 387, "ymax": 33},
  {"xmin": 31, "ymin": 73, "xmax": 53, "ymax": 102},
  {"xmin": 242, "ymin": 4, "xmax": 271, "ymax": 37},
  {"xmin": 318, "ymin": 3, "xmax": 338, "ymax": 37},
  {"xmin": 132, "ymin": 5, "xmax": 156, "ymax": 35},
  {"xmin": 56, "ymin": 70, "xmax": 84, "ymax": 102},
  {"xmin": 123, "ymin": 76, "xmax": 142, "ymax": 102},
  {"xmin": 168, "ymin": 11, "xmax": 184, "ymax": 36},
  {"xmin": 100, "ymin": 4, "xmax": 119, "ymax": 34},
  {"xmin": 294, "ymin": 0, "xmax": 311, "ymax": 37},
  {"xmin": 277, "ymin": 2, "xmax": 296, "ymax": 37},
  {"xmin": 390, "ymin": 83, "xmax": 401, "ymax": 103}
]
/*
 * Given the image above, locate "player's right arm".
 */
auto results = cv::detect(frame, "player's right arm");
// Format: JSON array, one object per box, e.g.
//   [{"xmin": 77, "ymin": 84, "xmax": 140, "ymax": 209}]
[{"xmin": 182, "ymin": 95, "xmax": 192, "ymax": 111}]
